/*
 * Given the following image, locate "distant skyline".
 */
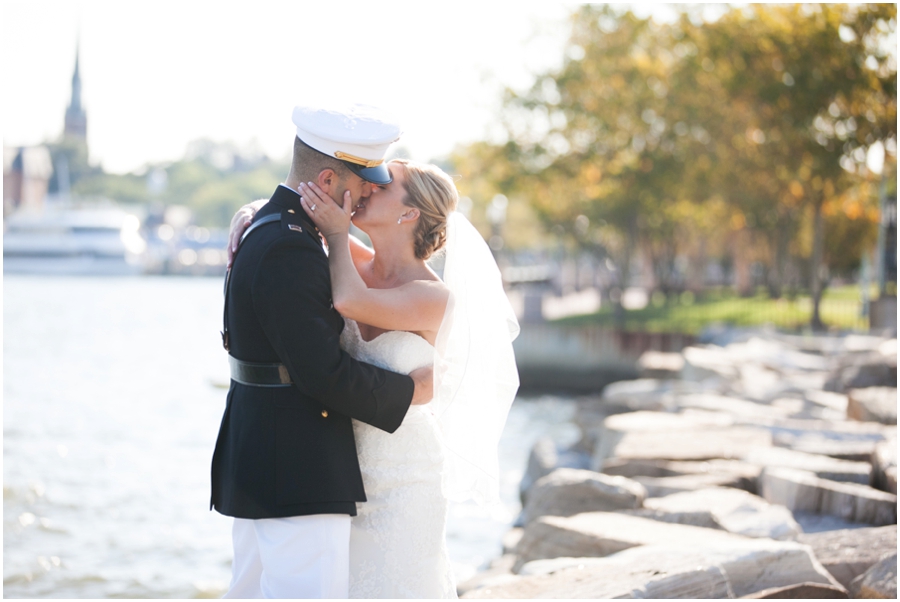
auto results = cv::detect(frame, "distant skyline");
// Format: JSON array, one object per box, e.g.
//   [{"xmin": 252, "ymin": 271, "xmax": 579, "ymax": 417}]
[{"xmin": 4, "ymin": 0, "xmax": 592, "ymax": 174}]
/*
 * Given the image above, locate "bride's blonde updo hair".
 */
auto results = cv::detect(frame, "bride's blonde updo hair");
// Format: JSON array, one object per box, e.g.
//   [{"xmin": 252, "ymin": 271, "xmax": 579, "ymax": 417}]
[{"xmin": 391, "ymin": 159, "xmax": 459, "ymax": 260}]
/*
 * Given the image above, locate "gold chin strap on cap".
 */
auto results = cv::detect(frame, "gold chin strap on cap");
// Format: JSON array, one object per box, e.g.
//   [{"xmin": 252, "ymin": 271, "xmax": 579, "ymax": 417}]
[{"xmin": 334, "ymin": 151, "xmax": 384, "ymax": 168}]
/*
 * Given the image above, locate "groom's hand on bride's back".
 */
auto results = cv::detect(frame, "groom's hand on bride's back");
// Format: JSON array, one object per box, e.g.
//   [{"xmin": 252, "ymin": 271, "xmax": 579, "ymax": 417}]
[{"xmin": 409, "ymin": 366, "xmax": 434, "ymax": 405}]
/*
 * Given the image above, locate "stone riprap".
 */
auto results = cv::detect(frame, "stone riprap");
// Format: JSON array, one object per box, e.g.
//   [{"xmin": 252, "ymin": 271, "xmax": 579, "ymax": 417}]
[
  {"xmin": 594, "ymin": 425, "xmax": 772, "ymax": 467},
  {"xmin": 774, "ymin": 432, "xmax": 883, "ymax": 462},
  {"xmin": 760, "ymin": 467, "xmax": 897, "ymax": 526},
  {"xmin": 872, "ymin": 435, "xmax": 897, "ymax": 494},
  {"xmin": 825, "ymin": 350, "xmax": 898, "ymax": 393},
  {"xmin": 643, "ymin": 487, "xmax": 801, "ymax": 540},
  {"xmin": 518, "ymin": 437, "xmax": 557, "ymax": 505},
  {"xmin": 847, "ymin": 387, "xmax": 898, "ymax": 425},
  {"xmin": 742, "ymin": 447, "xmax": 872, "ymax": 485},
  {"xmin": 741, "ymin": 582, "xmax": 849, "ymax": 598},
  {"xmin": 848, "ymin": 552, "xmax": 897, "ymax": 599},
  {"xmin": 513, "ymin": 512, "xmax": 746, "ymax": 570},
  {"xmin": 637, "ymin": 350, "xmax": 685, "ymax": 379},
  {"xmin": 591, "ymin": 409, "xmax": 739, "ymax": 468},
  {"xmin": 633, "ymin": 472, "xmax": 757, "ymax": 497},
  {"xmin": 477, "ymin": 332, "xmax": 899, "ymax": 599},
  {"xmin": 600, "ymin": 457, "xmax": 762, "ymax": 481},
  {"xmin": 796, "ymin": 525, "xmax": 897, "ymax": 589},
  {"xmin": 521, "ymin": 468, "xmax": 645, "ymax": 525},
  {"xmin": 467, "ymin": 539, "xmax": 842, "ymax": 599}
]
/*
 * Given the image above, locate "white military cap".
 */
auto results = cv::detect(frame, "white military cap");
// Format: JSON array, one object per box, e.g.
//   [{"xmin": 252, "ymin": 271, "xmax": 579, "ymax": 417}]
[{"xmin": 292, "ymin": 103, "xmax": 401, "ymax": 185}]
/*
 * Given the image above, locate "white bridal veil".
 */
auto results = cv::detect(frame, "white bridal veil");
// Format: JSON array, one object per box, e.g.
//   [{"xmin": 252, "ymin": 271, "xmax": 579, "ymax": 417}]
[{"xmin": 432, "ymin": 212, "xmax": 521, "ymax": 506}]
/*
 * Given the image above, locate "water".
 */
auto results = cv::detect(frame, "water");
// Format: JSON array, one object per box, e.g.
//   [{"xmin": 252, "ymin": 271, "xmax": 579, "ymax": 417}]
[{"xmin": 3, "ymin": 275, "xmax": 579, "ymax": 598}]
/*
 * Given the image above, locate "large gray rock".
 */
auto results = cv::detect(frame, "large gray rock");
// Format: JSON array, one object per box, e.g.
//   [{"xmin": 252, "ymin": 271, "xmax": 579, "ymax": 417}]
[
  {"xmin": 634, "ymin": 472, "xmax": 757, "ymax": 497},
  {"xmin": 456, "ymin": 554, "xmax": 518, "ymax": 597},
  {"xmin": 760, "ymin": 467, "xmax": 897, "ymax": 526},
  {"xmin": 769, "ymin": 395, "xmax": 847, "ymax": 421},
  {"xmin": 601, "ymin": 457, "xmax": 762, "ymax": 482},
  {"xmin": 519, "ymin": 437, "xmax": 557, "ymax": 505},
  {"xmin": 797, "ymin": 525, "xmax": 897, "ymax": 589},
  {"xmin": 592, "ymin": 409, "xmax": 740, "ymax": 468},
  {"xmin": 682, "ymin": 345, "xmax": 740, "ymax": 381},
  {"xmin": 577, "ymin": 381, "xmax": 722, "ymax": 455},
  {"xmin": 741, "ymin": 582, "xmax": 849, "ymax": 598},
  {"xmin": 793, "ymin": 512, "xmax": 872, "ymax": 534},
  {"xmin": 735, "ymin": 363, "xmax": 807, "ymax": 403},
  {"xmin": 618, "ymin": 507, "xmax": 724, "ymax": 530},
  {"xmin": 513, "ymin": 511, "xmax": 747, "ymax": 571},
  {"xmin": 847, "ymin": 387, "xmax": 898, "ymax": 425},
  {"xmin": 872, "ymin": 435, "xmax": 897, "ymax": 494},
  {"xmin": 637, "ymin": 351, "xmax": 685, "ymax": 379},
  {"xmin": 724, "ymin": 336, "xmax": 830, "ymax": 373},
  {"xmin": 464, "ymin": 550, "xmax": 732, "ymax": 598},
  {"xmin": 776, "ymin": 433, "xmax": 882, "ymax": 462},
  {"xmin": 594, "ymin": 423, "xmax": 772, "ymax": 467},
  {"xmin": 600, "ymin": 457, "xmax": 685, "ymax": 478},
  {"xmin": 743, "ymin": 447, "xmax": 872, "ymax": 485},
  {"xmin": 522, "ymin": 468, "xmax": 644, "ymax": 525},
  {"xmin": 673, "ymin": 393, "xmax": 795, "ymax": 422},
  {"xmin": 480, "ymin": 538, "xmax": 841, "ymax": 598},
  {"xmin": 767, "ymin": 419, "xmax": 891, "ymax": 461},
  {"xmin": 501, "ymin": 528, "xmax": 524, "ymax": 555},
  {"xmin": 825, "ymin": 351, "xmax": 897, "ymax": 393},
  {"xmin": 598, "ymin": 378, "xmax": 677, "ymax": 412},
  {"xmin": 805, "ymin": 389, "xmax": 850, "ymax": 413},
  {"xmin": 848, "ymin": 552, "xmax": 897, "ymax": 599},
  {"xmin": 644, "ymin": 487, "xmax": 801, "ymax": 540}
]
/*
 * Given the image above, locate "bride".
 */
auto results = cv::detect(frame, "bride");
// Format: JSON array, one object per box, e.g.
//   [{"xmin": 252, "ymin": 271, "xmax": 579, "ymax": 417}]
[{"xmin": 231, "ymin": 159, "xmax": 519, "ymax": 598}]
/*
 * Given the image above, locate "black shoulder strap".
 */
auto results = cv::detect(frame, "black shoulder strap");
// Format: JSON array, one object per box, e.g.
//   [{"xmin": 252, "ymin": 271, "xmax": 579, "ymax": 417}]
[
  {"xmin": 240, "ymin": 213, "xmax": 281, "ymax": 245},
  {"xmin": 221, "ymin": 213, "xmax": 282, "ymax": 350}
]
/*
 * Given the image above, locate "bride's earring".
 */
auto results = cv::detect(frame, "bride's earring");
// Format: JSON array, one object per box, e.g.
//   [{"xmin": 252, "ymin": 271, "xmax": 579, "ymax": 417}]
[{"xmin": 397, "ymin": 217, "xmax": 402, "ymax": 225}]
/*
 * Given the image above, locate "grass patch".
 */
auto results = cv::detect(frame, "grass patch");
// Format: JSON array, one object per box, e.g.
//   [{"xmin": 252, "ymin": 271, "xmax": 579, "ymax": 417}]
[{"xmin": 554, "ymin": 285, "xmax": 871, "ymax": 334}]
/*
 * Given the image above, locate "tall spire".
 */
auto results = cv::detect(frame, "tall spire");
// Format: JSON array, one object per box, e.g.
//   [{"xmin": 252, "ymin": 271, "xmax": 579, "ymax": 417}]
[{"xmin": 64, "ymin": 38, "xmax": 87, "ymax": 140}]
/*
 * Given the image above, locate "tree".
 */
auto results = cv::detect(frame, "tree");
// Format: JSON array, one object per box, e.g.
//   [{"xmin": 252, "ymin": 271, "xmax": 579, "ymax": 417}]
[{"xmin": 452, "ymin": 4, "xmax": 896, "ymax": 329}]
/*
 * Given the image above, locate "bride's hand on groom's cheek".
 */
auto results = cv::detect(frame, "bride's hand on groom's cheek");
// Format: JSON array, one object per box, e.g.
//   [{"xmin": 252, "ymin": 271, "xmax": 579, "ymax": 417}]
[{"xmin": 298, "ymin": 182, "xmax": 352, "ymax": 240}]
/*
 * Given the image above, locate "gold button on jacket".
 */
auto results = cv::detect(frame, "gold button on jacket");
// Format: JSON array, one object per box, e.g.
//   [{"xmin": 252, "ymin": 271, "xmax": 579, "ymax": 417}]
[{"xmin": 321, "ymin": 410, "xmax": 329, "ymax": 418}]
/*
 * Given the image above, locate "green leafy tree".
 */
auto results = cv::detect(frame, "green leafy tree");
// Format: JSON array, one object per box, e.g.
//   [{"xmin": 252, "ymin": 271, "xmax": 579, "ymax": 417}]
[{"xmin": 453, "ymin": 4, "xmax": 896, "ymax": 329}]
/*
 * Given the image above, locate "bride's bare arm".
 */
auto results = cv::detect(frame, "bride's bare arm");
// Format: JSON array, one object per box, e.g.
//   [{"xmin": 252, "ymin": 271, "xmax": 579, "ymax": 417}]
[
  {"xmin": 298, "ymin": 182, "xmax": 448, "ymax": 334},
  {"xmin": 348, "ymin": 235, "xmax": 375, "ymax": 272}
]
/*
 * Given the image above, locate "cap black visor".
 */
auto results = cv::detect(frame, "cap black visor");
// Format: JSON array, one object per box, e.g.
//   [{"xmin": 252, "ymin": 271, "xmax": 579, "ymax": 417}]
[{"xmin": 344, "ymin": 162, "xmax": 392, "ymax": 185}]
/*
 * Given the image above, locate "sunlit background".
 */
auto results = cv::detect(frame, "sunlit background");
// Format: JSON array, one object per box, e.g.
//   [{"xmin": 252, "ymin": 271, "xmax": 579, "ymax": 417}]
[{"xmin": 3, "ymin": 1, "xmax": 897, "ymax": 598}]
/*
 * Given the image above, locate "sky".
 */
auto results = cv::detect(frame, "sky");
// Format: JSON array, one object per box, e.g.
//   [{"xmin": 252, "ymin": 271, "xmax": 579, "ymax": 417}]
[{"xmin": 3, "ymin": 0, "xmax": 605, "ymax": 174}]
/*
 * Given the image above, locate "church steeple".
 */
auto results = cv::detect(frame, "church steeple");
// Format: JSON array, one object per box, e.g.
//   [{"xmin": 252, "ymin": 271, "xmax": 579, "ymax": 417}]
[{"xmin": 64, "ymin": 42, "xmax": 87, "ymax": 140}]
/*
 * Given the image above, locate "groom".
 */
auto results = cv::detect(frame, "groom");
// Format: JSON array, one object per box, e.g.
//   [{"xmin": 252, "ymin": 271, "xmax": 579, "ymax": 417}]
[{"xmin": 211, "ymin": 103, "xmax": 434, "ymax": 598}]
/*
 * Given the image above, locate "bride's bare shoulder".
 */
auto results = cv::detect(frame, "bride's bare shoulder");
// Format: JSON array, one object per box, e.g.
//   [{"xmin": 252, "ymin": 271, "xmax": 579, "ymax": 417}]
[{"xmin": 403, "ymin": 277, "xmax": 448, "ymax": 297}]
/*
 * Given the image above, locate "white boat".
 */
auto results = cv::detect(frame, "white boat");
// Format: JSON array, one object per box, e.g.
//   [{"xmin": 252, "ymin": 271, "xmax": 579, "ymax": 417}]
[{"xmin": 3, "ymin": 206, "xmax": 147, "ymax": 275}]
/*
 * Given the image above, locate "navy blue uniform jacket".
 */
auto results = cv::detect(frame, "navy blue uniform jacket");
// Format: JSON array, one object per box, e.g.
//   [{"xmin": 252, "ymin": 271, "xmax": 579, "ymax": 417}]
[{"xmin": 210, "ymin": 185, "xmax": 414, "ymax": 519}]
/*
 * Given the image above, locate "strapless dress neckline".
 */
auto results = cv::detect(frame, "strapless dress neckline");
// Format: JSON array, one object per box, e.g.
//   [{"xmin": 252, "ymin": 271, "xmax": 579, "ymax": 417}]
[{"xmin": 347, "ymin": 318, "xmax": 432, "ymax": 348}]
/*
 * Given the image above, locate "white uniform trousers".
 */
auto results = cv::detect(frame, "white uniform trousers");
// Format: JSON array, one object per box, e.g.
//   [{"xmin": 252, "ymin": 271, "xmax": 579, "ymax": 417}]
[{"xmin": 224, "ymin": 514, "xmax": 351, "ymax": 599}]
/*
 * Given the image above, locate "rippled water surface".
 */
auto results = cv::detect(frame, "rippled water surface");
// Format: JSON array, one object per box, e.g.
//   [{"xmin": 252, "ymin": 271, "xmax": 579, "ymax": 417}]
[{"xmin": 4, "ymin": 275, "xmax": 578, "ymax": 598}]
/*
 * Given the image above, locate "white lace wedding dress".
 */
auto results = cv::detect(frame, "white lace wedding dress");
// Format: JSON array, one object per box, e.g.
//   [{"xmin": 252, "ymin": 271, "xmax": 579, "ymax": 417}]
[{"xmin": 340, "ymin": 318, "xmax": 457, "ymax": 599}]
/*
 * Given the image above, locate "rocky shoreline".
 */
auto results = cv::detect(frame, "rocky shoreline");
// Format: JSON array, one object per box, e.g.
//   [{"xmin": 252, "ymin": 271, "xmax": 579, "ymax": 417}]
[{"xmin": 460, "ymin": 331, "xmax": 897, "ymax": 599}]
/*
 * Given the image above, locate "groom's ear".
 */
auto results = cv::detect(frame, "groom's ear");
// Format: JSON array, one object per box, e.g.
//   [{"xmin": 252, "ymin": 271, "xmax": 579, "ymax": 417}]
[{"xmin": 316, "ymin": 169, "xmax": 336, "ymax": 193}]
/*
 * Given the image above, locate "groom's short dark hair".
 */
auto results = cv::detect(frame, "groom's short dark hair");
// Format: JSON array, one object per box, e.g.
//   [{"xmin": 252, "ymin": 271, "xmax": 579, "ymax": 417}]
[{"xmin": 292, "ymin": 137, "xmax": 351, "ymax": 182}]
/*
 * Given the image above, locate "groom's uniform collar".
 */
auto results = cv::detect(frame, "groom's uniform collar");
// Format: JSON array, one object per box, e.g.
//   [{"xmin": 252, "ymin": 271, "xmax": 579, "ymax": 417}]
[{"xmin": 271, "ymin": 184, "xmax": 321, "ymax": 242}]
